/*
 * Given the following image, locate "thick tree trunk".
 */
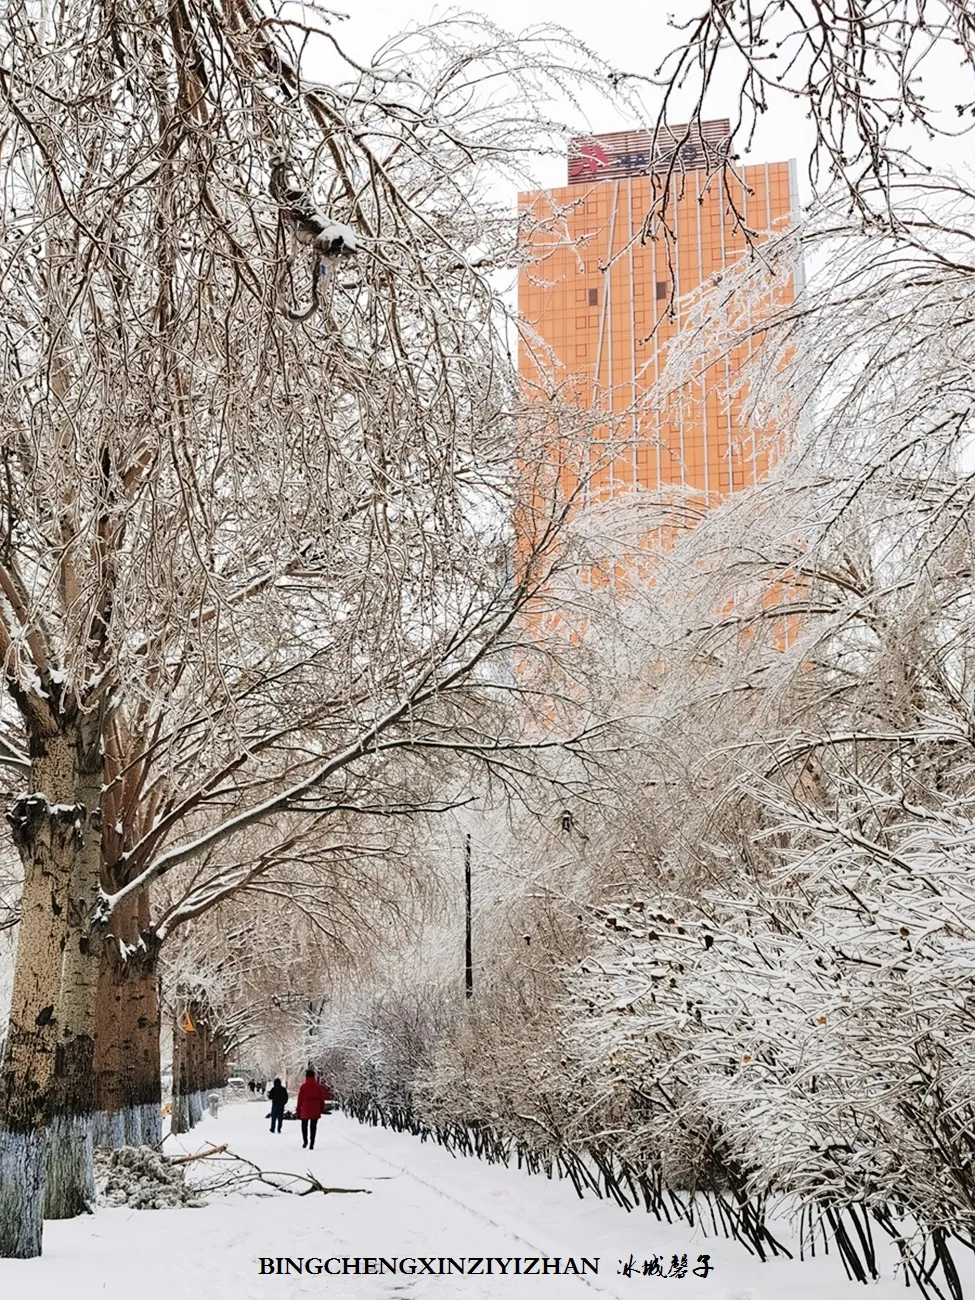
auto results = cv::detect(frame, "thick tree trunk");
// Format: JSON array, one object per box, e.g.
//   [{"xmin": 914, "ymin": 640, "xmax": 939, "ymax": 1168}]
[
  {"xmin": 172, "ymin": 997, "xmax": 212, "ymax": 1134},
  {"xmin": 207, "ymin": 1028, "xmax": 228, "ymax": 1092},
  {"xmin": 0, "ymin": 734, "xmax": 80, "ymax": 1258},
  {"xmin": 186, "ymin": 1002, "xmax": 203, "ymax": 1128},
  {"xmin": 92, "ymin": 895, "xmax": 133, "ymax": 1151},
  {"xmin": 131, "ymin": 892, "xmax": 163, "ymax": 1148},
  {"xmin": 43, "ymin": 757, "xmax": 103, "ymax": 1220},
  {"xmin": 94, "ymin": 965, "xmax": 162, "ymax": 1149},
  {"xmin": 123, "ymin": 949, "xmax": 163, "ymax": 1148},
  {"xmin": 94, "ymin": 894, "xmax": 162, "ymax": 1150},
  {"xmin": 171, "ymin": 1002, "xmax": 190, "ymax": 1136}
]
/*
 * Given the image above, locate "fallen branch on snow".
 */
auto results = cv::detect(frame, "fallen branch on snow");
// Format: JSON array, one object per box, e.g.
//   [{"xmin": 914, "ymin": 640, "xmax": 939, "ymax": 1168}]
[{"xmin": 189, "ymin": 1147, "xmax": 372, "ymax": 1198}]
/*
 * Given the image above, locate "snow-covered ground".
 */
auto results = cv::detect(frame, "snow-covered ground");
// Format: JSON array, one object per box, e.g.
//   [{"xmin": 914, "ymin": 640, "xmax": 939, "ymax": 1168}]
[{"xmin": 3, "ymin": 1098, "xmax": 973, "ymax": 1299}]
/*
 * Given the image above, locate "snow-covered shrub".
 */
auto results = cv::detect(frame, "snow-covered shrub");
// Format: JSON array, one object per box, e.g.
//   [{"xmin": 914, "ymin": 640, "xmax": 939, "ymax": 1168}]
[
  {"xmin": 558, "ymin": 783, "xmax": 975, "ymax": 1267},
  {"xmin": 94, "ymin": 1146, "xmax": 206, "ymax": 1210},
  {"xmin": 315, "ymin": 978, "xmax": 457, "ymax": 1110}
]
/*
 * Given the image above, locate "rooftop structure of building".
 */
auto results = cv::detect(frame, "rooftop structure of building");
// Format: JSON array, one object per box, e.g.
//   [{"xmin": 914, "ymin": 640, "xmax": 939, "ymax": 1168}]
[{"xmin": 517, "ymin": 121, "xmax": 799, "ymax": 510}]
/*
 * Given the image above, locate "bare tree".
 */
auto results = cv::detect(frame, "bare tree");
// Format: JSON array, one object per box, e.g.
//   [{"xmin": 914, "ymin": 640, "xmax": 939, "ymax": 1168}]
[
  {"xmin": 619, "ymin": 2, "xmax": 975, "ymax": 257},
  {"xmin": 0, "ymin": 1, "xmax": 628, "ymax": 1256}
]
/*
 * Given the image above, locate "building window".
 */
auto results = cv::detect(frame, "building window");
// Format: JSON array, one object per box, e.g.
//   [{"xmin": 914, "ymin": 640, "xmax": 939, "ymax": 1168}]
[
  {"xmin": 655, "ymin": 280, "xmax": 668, "ymax": 300},
  {"xmin": 588, "ymin": 288, "xmax": 598, "ymax": 306}
]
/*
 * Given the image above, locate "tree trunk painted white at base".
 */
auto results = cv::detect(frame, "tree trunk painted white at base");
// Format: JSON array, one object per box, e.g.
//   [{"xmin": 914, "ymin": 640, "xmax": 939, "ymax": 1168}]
[
  {"xmin": 92, "ymin": 1110, "xmax": 124, "ymax": 1150},
  {"xmin": 94, "ymin": 1104, "xmax": 162, "ymax": 1150},
  {"xmin": 135, "ymin": 1103, "xmax": 162, "ymax": 1147},
  {"xmin": 43, "ymin": 1112, "xmax": 94, "ymax": 1220},
  {"xmin": 0, "ymin": 1130, "xmax": 46, "ymax": 1257},
  {"xmin": 171, "ymin": 1093, "xmax": 191, "ymax": 1136},
  {"xmin": 123, "ymin": 1103, "xmax": 143, "ymax": 1147}
]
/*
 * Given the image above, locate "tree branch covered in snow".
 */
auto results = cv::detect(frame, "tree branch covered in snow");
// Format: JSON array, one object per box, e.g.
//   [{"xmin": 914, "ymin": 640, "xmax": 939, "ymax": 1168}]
[{"xmin": 326, "ymin": 186, "xmax": 975, "ymax": 1295}]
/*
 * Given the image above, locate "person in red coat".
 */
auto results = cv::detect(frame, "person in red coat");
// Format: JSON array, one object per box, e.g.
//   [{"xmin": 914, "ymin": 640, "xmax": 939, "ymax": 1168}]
[{"xmin": 295, "ymin": 1069, "xmax": 330, "ymax": 1150}]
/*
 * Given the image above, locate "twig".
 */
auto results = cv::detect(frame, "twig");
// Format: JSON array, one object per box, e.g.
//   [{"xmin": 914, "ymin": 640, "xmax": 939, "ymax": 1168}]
[{"xmin": 169, "ymin": 1143, "xmax": 229, "ymax": 1165}]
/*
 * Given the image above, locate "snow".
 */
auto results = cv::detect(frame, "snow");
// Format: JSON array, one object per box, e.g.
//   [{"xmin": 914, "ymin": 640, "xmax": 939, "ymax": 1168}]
[
  {"xmin": 315, "ymin": 220, "xmax": 357, "ymax": 255},
  {"xmin": 4, "ymin": 1100, "xmax": 973, "ymax": 1299}
]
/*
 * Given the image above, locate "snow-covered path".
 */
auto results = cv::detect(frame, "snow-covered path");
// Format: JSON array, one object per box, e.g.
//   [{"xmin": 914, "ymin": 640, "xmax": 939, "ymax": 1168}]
[{"xmin": 3, "ymin": 1099, "xmax": 973, "ymax": 1299}]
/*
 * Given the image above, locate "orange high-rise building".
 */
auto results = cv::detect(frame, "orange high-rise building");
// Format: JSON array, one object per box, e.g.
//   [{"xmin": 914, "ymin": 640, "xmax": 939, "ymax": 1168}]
[{"xmin": 517, "ymin": 122, "xmax": 799, "ymax": 510}]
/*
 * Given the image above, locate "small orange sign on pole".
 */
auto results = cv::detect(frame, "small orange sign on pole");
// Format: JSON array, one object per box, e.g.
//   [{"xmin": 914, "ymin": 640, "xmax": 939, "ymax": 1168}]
[{"xmin": 182, "ymin": 1010, "xmax": 196, "ymax": 1033}]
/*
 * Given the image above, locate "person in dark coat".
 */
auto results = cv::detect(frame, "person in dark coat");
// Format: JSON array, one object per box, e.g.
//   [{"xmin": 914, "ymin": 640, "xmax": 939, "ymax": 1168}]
[
  {"xmin": 267, "ymin": 1078, "xmax": 288, "ymax": 1133},
  {"xmin": 295, "ymin": 1069, "xmax": 330, "ymax": 1150}
]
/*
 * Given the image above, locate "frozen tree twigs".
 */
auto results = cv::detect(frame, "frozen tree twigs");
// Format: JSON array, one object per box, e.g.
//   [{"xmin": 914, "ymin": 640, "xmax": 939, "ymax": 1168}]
[{"xmin": 616, "ymin": 1, "xmax": 975, "ymax": 248}]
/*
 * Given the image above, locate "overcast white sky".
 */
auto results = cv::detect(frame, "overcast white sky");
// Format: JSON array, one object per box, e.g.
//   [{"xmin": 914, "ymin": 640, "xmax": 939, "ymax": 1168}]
[
  {"xmin": 317, "ymin": 0, "xmax": 974, "ymax": 202},
  {"xmin": 331, "ymin": 1, "xmax": 807, "ymax": 178}
]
